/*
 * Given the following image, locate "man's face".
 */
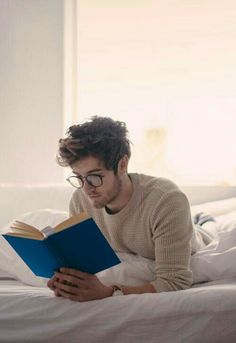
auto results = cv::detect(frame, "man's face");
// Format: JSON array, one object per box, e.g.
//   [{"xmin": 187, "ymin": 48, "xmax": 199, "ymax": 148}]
[{"xmin": 71, "ymin": 156, "xmax": 122, "ymax": 209}]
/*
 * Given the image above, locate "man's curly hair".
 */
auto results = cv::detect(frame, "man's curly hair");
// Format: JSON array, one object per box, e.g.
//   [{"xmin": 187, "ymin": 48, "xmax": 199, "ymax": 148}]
[{"xmin": 56, "ymin": 116, "xmax": 131, "ymax": 172}]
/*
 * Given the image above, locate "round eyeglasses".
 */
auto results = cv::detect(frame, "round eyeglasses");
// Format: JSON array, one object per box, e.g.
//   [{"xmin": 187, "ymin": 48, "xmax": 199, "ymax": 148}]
[{"xmin": 66, "ymin": 174, "xmax": 104, "ymax": 189}]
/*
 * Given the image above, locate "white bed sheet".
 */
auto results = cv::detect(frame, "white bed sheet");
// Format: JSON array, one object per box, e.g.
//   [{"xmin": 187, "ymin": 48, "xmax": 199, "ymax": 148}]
[
  {"xmin": 1, "ymin": 195, "xmax": 236, "ymax": 343},
  {"xmin": 0, "ymin": 278, "xmax": 236, "ymax": 343}
]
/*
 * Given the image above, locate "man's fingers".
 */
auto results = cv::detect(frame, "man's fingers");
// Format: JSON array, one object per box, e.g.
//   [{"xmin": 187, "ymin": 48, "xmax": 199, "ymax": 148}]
[
  {"xmin": 47, "ymin": 275, "xmax": 57, "ymax": 289},
  {"xmin": 57, "ymin": 288, "xmax": 82, "ymax": 302},
  {"xmin": 54, "ymin": 271, "xmax": 86, "ymax": 287},
  {"xmin": 54, "ymin": 280, "xmax": 80, "ymax": 295},
  {"xmin": 59, "ymin": 267, "xmax": 91, "ymax": 279},
  {"xmin": 47, "ymin": 279, "xmax": 54, "ymax": 288},
  {"xmin": 54, "ymin": 288, "xmax": 61, "ymax": 297}
]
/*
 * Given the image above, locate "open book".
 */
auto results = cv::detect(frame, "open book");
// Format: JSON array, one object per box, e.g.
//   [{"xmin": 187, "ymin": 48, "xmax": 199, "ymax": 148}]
[{"xmin": 2, "ymin": 213, "xmax": 121, "ymax": 278}]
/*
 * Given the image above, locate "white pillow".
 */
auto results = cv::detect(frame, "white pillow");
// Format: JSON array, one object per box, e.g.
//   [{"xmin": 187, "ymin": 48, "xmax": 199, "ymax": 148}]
[
  {"xmin": 0, "ymin": 268, "xmax": 15, "ymax": 279},
  {"xmin": 0, "ymin": 209, "xmax": 68, "ymax": 287},
  {"xmin": 1, "ymin": 206, "xmax": 236, "ymax": 288},
  {"xmin": 99, "ymin": 211, "xmax": 236, "ymax": 287},
  {"xmin": 190, "ymin": 214, "xmax": 236, "ymax": 283},
  {"xmin": 97, "ymin": 252, "xmax": 156, "ymax": 287}
]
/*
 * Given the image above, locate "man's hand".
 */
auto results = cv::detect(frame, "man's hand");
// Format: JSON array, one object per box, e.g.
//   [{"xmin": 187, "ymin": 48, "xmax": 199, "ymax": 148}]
[{"xmin": 47, "ymin": 268, "xmax": 113, "ymax": 302}]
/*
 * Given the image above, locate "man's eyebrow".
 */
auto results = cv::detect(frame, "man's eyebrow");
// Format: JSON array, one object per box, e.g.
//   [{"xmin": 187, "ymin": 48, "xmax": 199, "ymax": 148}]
[{"xmin": 72, "ymin": 168, "xmax": 103, "ymax": 175}]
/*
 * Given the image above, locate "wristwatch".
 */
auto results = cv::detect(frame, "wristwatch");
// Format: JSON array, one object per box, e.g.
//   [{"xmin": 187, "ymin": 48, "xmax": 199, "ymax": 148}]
[{"xmin": 112, "ymin": 284, "xmax": 123, "ymax": 296}]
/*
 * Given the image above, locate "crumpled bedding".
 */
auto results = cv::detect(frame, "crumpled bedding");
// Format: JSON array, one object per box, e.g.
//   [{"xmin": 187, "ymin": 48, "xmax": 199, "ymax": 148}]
[
  {"xmin": 98, "ymin": 209, "xmax": 236, "ymax": 286},
  {"xmin": 0, "ymin": 200, "xmax": 236, "ymax": 287}
]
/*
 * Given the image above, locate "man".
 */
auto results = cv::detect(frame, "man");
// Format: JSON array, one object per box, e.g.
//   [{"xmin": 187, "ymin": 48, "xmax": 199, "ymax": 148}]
[{"xmin": 48, "ymin": 116, "xmax": 195, "ymax": 301}]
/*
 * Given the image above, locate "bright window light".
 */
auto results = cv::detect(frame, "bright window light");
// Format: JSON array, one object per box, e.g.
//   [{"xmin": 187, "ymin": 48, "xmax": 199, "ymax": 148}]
[{"xmin": 64, "ymin": 0, "xmax": 236, "ymax": 185}]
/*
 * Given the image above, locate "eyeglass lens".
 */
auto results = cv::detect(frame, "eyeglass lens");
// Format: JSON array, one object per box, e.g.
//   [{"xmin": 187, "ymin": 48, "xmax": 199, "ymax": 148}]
[{"xmin": 68, "ymin": 174, "xmax": 103, "ymax": 188}]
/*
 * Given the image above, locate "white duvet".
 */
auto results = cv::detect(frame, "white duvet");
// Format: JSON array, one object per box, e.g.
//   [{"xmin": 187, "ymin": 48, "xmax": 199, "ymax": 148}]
[
  {"xmin": 0, "ymin": 198, "xmax": 236, "ymax": 287},
  {"xmin": 98, "ymin": 211, "xmax": 236, "ymax": 286}
]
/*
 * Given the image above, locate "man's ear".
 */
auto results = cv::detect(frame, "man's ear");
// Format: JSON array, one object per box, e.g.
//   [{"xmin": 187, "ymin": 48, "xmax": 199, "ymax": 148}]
[{"xmin": 118, "ymin": 155, "xmax": 129, "ymax": 176}]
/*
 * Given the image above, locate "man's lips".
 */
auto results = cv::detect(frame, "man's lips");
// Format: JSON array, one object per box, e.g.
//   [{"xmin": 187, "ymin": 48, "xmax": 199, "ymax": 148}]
[{"xmin": 88, "ymin": 194, "xmax": 100, "ymax": 198}]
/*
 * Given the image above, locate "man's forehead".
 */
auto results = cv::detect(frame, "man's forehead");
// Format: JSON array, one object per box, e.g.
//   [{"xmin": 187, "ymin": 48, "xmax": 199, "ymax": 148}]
[{"xmin": 71, "ymin": 156, "xmax": 105, "ymax": 174}]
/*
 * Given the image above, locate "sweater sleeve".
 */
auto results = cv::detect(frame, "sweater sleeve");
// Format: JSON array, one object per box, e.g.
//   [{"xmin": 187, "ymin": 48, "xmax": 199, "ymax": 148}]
[
  {"xmin": 69, "ymin": 190, "xmax": 83, "ymax": 217},
  {"xmin": 150, "ymin": 190, "xmax": 193, "ymax": 292}
]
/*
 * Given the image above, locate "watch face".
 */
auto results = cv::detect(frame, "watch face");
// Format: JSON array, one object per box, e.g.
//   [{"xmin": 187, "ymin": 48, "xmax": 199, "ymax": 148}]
[{"xmin": 113, "ymin": 289, "xmax": 123, "ymax": 296}]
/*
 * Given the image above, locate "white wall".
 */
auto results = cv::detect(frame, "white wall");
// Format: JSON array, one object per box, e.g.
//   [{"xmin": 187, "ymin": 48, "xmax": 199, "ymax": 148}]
[{"xmin": 0, "ymin": 0, "xmax": 64, "ymax": 184}]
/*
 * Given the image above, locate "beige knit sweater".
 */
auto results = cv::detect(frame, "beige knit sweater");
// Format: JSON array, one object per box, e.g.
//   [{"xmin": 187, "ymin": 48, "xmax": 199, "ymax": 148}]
[{"xmin": 69, "ymin": 174, "xmax": 193, "ymax": 293}]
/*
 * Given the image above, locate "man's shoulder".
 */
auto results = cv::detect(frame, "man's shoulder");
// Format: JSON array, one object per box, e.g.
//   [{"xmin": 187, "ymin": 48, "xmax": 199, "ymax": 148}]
[
  {"xmin": 70, "ymin": 188, "xmax": 83, "ymax": 201},
  {"xmin": 131, "ymin": 174, "xmax": 190, "ymax": 218},
  {"xmin": 70, "ymin": 188, "xmax": 89, "ymax": 208},
  {"xmin": 130, "ymin": 173, "xmax": 181, "ymax": 195},
  {"xmin": 130, "ymin": 173, "xmax": 189, "ymax": 207},
  {"xmin": 69, "ymin": 189, "xmax": 97, "ymax": 217}
]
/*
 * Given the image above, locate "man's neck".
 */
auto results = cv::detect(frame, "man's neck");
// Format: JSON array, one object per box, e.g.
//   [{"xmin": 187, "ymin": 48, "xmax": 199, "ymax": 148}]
[{"xmin": 105, "ymin": 174, "xmax": 133, "ymax": 214}]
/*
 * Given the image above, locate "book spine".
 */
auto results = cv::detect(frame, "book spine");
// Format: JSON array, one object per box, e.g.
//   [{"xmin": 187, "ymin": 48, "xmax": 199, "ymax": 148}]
[
  {"xmin": 44, "ymin": 239, "xmax": 66, "ymax": 269},
  {"xmin": 41, "ymin": 226, "xmax": 55, "ymax": 237}
]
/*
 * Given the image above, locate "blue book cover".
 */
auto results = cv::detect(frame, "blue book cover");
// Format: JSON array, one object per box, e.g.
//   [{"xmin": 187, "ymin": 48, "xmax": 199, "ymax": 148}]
[{"xmin": 3, "ymin": 214, "xmax": 121, "ymax": 278}]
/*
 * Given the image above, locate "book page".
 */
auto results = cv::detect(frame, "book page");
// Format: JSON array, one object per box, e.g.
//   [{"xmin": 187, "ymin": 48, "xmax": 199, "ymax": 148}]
[
  {"xmin": 4, "ymin": 213, "xmax": 90, "ymax": 238},
  {"xmin": 6, "ymin": 220, "xmax": 44, "ymax": 239},
  {"xmin": 54, "ymin": 212, "xmax": 90, "ymax": 233}
]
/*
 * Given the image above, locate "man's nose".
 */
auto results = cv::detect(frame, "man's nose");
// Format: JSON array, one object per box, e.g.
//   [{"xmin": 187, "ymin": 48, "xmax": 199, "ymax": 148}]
[{"xmin": 83, "ymin": 180, "xmax": 94, "ymax": 192}]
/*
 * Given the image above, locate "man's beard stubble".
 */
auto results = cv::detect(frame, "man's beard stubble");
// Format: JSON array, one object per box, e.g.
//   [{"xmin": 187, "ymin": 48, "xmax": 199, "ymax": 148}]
[{"xmin": 91, "ymin": 178, "xmax": 122, "ymax": 209}]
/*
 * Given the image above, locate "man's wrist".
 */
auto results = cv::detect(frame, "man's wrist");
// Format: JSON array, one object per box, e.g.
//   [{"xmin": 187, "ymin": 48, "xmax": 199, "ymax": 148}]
[{"xmin": 106, "ymin": 285, "xmax": 115, "ymax": 297}]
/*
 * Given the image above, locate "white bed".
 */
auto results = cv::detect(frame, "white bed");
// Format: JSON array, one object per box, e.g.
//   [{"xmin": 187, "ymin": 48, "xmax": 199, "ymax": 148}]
[{"xmin": 0, "ymin": 184, "xmax": 236, "ymax": 343}]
